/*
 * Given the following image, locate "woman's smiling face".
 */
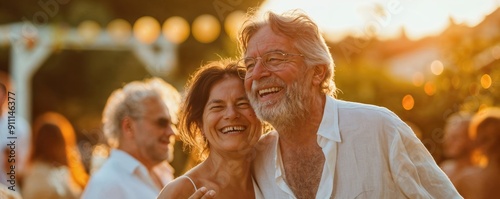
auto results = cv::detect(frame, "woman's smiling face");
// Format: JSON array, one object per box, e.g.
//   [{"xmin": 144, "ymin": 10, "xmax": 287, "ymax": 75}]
[{"xmin": 202, "ymin": 75, "xmax": 262, "ymax": 154}]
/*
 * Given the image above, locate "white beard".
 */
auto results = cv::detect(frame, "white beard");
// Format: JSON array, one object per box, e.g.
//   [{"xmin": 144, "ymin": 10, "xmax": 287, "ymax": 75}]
[{"xmin": 247, "ymin": 76, "xmax": 311, "ymax": 132}]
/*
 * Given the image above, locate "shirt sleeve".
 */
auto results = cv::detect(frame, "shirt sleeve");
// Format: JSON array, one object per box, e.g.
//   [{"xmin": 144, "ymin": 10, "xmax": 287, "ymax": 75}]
[
  {"xmin": 389, "ymin": 121, "xmax": 463, "ymax": 199},
  {"xmin": 81, "ymin": 178, "xmax": 127, "ymax": 199}
]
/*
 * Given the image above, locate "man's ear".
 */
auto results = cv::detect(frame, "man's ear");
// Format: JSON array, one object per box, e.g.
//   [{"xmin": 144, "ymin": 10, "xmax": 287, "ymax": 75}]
[
  {"xmin": 312, "ymin": 64, "xmax": 327, "ymax": 87},
  {"xmin": 121, "ymin": 116, "xmax": 135, "ymax": 138}
]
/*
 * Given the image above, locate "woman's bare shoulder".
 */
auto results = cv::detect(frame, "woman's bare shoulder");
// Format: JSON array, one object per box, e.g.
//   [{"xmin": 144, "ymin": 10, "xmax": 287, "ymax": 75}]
[{"xmin": 157, "ymin": 176, "xmax": 197, "ymax": 199}]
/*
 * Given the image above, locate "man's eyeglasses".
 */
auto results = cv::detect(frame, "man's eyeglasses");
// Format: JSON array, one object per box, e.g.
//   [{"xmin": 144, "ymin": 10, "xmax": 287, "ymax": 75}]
[
  {"xmin": 135, "ymin": 116, "xmax": 176, "ymax": 129},
  {"xmin": 237, "ymin": 51, "xmax": 303, "ymax": 79}
]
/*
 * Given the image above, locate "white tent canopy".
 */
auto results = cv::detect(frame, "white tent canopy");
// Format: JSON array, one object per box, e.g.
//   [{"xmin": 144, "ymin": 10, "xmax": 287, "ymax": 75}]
[{"xmin": 0, "ymin": 22, "xmax": 177, "ymax": 120}]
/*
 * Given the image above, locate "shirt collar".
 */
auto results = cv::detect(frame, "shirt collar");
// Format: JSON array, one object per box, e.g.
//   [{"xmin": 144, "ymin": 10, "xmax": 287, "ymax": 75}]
[
  {"xmin": 317, "ymin": 95, "xmax": 342, "ymax": 142},
  {"xmin": 110, "ymin": 149, "xmax": 145, "ymax": 175},
  {"xmin": 111, "ymin": 149, "xmax": 164, "ymax": 191},
  {"xmin": 273, "ymin": 95, "xmax": 340, "ymax": 198}
]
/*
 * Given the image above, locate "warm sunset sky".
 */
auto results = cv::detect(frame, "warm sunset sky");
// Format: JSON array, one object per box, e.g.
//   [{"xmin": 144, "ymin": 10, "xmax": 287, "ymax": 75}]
[{"xmin": 258, "ymin": 0, "xmax": 500, "ymax": 41}]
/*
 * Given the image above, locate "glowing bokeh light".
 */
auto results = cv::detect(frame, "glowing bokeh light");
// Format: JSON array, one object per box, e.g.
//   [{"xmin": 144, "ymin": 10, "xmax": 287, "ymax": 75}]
[
  {"xmin": 480, "ymin": 74, "xmax": 492, "ymax": 89},
  {"xmin": 107, "ymin": 19, "xmax": 131, "ymax": 44},
  {"xmin": 192, "ymin": 14, "xmax": 220, "ymax": 43},
  {"xmin": 430, "ymin": 60, "xmax": 444, "ymax": 75},
  {"xmin": 133, "ymin": 16, "xmax": 161, "ymax": 44},
  {"xmin": 424, "ymin": 82, "xmax": 436, "ymax": 96},
  {"xmin": 162, "ymin": 16, "xmax": 190, "ymax": 44},
  {"xmin": 224, "ymin": 10, "xmax": 246, "ymax": 41},
  {"xmin": 402, "ymin": 94, "xmax": 415, "ymax": 110},
  {"xmin": 77, "ymin": 20, "xmax": 101, "ymax": 44}
]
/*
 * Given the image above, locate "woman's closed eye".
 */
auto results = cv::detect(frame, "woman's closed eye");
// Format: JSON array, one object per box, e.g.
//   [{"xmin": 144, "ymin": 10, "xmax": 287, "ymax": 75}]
[
  {"xmin": 209, "ymin": 105, "xmax": 224, "ymax": 111},
  {"xmin": 237, "ymin": 101, "xmax": 250, "ymax": 108}
]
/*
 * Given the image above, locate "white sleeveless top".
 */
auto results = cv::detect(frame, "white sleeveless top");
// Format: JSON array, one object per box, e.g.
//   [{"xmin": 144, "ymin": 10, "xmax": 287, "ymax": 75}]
[{"xmin": 180, "ymin": 175, "xmax": 264, "ymax": 199}]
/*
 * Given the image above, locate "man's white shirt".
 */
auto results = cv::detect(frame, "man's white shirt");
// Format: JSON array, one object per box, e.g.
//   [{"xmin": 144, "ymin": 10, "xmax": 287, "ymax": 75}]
[
  {"xmin": 253, "ymin": 96, "xmax": 462, "ymax": 199},
  {"xmin": 82, "ymin": 149, "xmax": 173, "ymax": 199}
]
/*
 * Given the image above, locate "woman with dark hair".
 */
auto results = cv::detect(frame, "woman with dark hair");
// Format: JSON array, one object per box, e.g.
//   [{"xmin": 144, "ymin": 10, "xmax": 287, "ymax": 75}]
[
  {"xmin": 158, "ymin": 60, "xmax": 263, "ymax": 199},
  {"xmin": 22, "ymin": 112, "xmax": 88, "ymax": 199}
]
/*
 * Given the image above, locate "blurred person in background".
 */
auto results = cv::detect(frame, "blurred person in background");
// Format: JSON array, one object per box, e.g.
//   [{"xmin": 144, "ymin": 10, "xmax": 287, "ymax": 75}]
[
  {"xmin": 440, "ymin": 112, "xmax": 478, "ymax": 184},
  {"xmin": 157, "ymin": 60, "xmax": 263, "ymax": 198},
  {"xmin": 82, "ymin": 77, "xmax": 180, "ymax": 199},
  {"xmin": 455, "ymin": 107, "xmax": 500, "ymax": 199},
  {"xmin": 0, "ymin": 71, "xmax": 31, "ymax": 192},
  {"xmin": 0, "ymin": 83, "xmax": 22, "ymax": 199},
  {"xmin": 0, "ymin": 184, "xmax": 22, "ymax": 199},
  {"xmin": 22, "ymin": 112, "xmax": 88, "ymax": 199}
]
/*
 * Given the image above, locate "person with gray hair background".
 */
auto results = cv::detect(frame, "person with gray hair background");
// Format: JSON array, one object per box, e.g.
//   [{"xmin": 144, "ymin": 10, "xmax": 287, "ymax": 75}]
[{"xmin": 82, "ymin": 77, "xmax": 180, "ymax": 199}]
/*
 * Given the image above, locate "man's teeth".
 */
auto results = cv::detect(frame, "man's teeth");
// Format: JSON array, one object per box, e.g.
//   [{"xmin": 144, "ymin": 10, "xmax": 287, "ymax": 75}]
[
  {"xmin": 221, "ymin": 126, "xmax": 246, "ymax": 134},
  {"xmin": 258, "ymin": 87, "xmax": 281, "ymax": 96}
]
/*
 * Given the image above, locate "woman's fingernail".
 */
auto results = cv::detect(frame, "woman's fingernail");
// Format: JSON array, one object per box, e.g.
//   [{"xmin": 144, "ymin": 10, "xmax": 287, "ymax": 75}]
[{"xmin": 208, "ymin": 190, "xmax": 215, "ymax": 196}]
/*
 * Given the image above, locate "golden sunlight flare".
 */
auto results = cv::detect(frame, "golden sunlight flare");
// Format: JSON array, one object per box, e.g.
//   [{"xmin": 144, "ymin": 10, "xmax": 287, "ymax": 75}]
[{"xmin": 259, "ymin": 0, "xmax": 499, "ymax": 41}]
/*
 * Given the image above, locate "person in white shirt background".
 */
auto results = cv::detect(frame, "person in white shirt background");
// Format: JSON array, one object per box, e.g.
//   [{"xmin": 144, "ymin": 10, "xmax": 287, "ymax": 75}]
[
  {"xmin": 0, "ymin": 71, "xmax": 31, "ymax": 194},
  {"xmin": 82, "ymin": 77, "xmax": 180, "ymax": 199},
  {"xmin": 0, "ymin": 82, "xmax": 22, "ymax": 199},
  {"xmin": 237, "ymin": 9, "xmax": 462, "ymax": 199}
]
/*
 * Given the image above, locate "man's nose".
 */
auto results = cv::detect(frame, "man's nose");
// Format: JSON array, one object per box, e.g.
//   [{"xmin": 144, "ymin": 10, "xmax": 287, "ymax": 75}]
[
  {"xmin": 165, "ymin": 125, "xmax": 176, "ymax": 137},
  {"xmin": 251, "ymin": 59, "xmax": 271, "ymax": 79}
]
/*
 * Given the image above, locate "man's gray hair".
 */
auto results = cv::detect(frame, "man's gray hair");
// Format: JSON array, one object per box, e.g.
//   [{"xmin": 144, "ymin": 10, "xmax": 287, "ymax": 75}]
[{"xmin": 102, "ymin": 78, "xmax": 180, "ymax": 148}]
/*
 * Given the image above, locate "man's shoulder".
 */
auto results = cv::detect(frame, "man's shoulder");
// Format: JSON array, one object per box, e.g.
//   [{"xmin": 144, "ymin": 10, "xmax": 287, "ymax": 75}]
[
  {"xmin": 252, "ymin": 131, "xmax": 279, "ymax": 179},
  {"xmin": 84, "ymin": 160, "xmax": 127, "ymax": 198},
  {"xmin": 88, "ymin": 155, "xmax": 126, "ymax": 183},
  {"xmin": 253, "ymin": 131, "xmax": 278, "ymax": 161},
  {"xmin": 82, "ymin": 175, "xmax": 127, "ymax": 199},
  {"xmin": 257, "ymin": 131, "xmax": 278, "ymax": 148},
  {"xmin": 332, "ymin": 99, "xmax": 411, "ymax": 139},
  {"xmin": 335, "ymin": 99, "xmax": 401, "ymax": 122},
  {"xmin": 337, "ymin": 99, "xmax": 390, "ymax": 113}
]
